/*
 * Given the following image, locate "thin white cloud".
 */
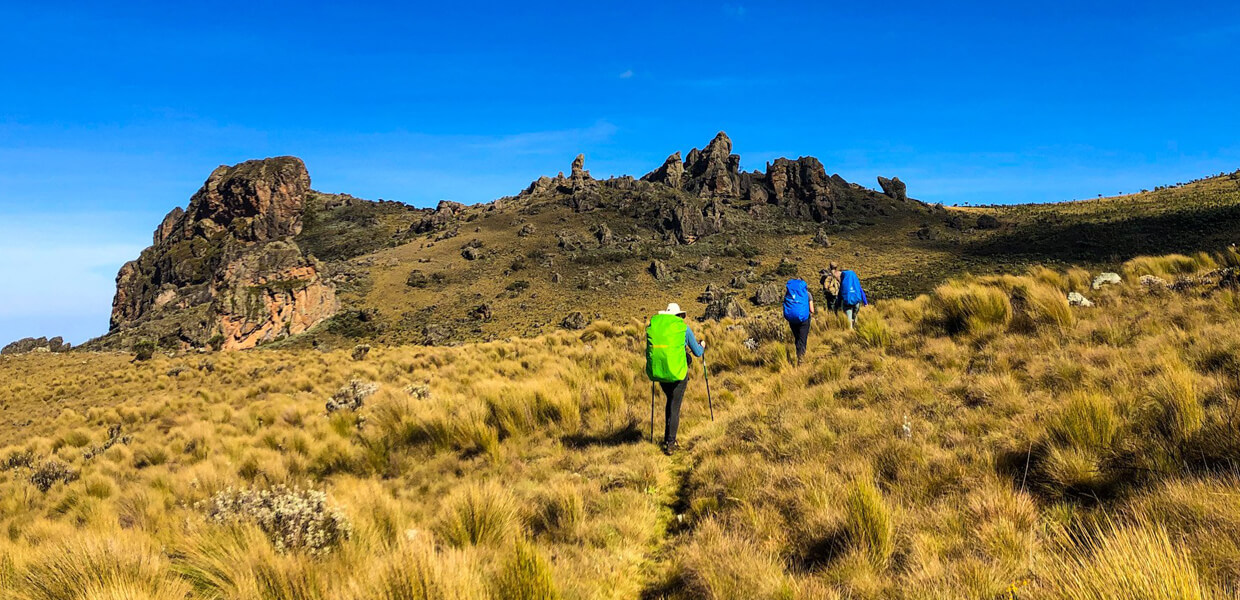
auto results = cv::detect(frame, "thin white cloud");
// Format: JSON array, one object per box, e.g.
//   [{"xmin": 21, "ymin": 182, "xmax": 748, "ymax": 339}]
[{"xmin": 619, "ymin": 69, "xmax": 634, "ymax": 79}]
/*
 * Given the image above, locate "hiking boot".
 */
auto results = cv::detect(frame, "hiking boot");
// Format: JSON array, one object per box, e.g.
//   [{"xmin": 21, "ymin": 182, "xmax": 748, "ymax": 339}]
[{"xmin": 661, "ymin": 441, "xmax": 680, "ymax": 455}]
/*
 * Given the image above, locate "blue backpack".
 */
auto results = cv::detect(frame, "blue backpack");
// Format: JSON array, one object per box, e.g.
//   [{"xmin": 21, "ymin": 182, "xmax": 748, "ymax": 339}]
[
  {"xmin": 783, "ymin": 279, "xmax": 811, "ymax": 323},
  {"xmin": 839, "ymin": 270, "xmax": 868, "ymax": 306}
]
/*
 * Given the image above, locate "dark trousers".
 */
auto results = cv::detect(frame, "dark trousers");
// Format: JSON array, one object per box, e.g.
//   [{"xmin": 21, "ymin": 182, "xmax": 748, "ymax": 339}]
[
  {"xmin": 788, "ymin": 319, "xmax": 810, "ymax": 362},
  {"xmin": 660, "ymin": 379, "xmax": 688, "ymax": 444}
]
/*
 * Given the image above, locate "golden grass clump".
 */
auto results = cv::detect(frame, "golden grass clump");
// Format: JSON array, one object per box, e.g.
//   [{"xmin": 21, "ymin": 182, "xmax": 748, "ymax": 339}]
[
  {"xmin": 926, "ymin": 281, "xmax": 1012, "ymax": 335},
  {"xmin": 1034, "ymin": 520, "xmax": 1219, "ymax": 600},
  {"xmin": 20, "ymin": 534, "xmax": 192, "ymax": 600},
  {"xmin": 1122, "ymin": 253, "xmax": 1212, "ymax": 279},
  {"xmin": 436, "ymin": 484, "xmax": 520, "ymax": 547},
  {"xmin": 844, "ymin": 479, "xmax": 895, "ymax": 569},
  {"xmin": 493, "ymin": 539, "xmax": 562, "ymax": 600}
]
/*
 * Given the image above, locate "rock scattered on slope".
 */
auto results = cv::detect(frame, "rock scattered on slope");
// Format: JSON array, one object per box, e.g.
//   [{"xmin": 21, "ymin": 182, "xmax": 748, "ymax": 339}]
[
  {"xmin": 1, "ymin": 336, "xmax": 71, "ymax": 355},
  {"xmin": 649, "ymin": 260, "xmax": 673, "ymax": 282},
  {"xmin": 560, "ymin": 311, "xmax": 589, "ymax": 330},
  {"xmin": 1067, "ymin": 292, "xmax": 1094, "ymax": 307},
  {"xmin": 1139, "ymin": 275, "xmax": 1169, "ymax": 289},
  {"xmin": 1092, "ymin": 272, "xmax": 1122, "ymax": 290},
  {"xmin": 751, "ymin": 283, "xmax": 783, "ymax": 306},
  {"xmin": 877, "ymin": 176, "xmax": 908, "ymax": 202},
  {"xmin": 703, "ymin": 293, "xmax": 747, "ymax": 321}
]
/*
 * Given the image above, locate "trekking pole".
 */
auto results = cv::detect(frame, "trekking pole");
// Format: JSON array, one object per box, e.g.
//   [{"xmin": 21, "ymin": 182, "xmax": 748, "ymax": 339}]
[
  {"xmin": 650, "ymin": 383, "xmax": 656, "ymax": 443},
  {"xmin": 703, "ymin": 356, "xmax": 715, "ymax": 422}
]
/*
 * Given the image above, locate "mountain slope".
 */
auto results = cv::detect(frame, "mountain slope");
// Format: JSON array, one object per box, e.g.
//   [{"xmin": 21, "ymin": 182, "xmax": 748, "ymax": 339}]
[{"xmin": 93, "ymin": 134, "xmax": 1240, "ymax": 350}]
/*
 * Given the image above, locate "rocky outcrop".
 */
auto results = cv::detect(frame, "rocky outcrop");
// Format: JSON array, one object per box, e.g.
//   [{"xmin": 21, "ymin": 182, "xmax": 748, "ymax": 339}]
[
  {"xmin": 703, "ymin": 293, "xmax": 747, "ymax": 321},
  {"xmin": 108, "ymin": 157, "xmax": 338, "ymax": 350},
  {"xmin": 683, "ymin": 132, "xmax": 741, "ymax": 198},
  {"xmin": 560, "ymin": 311, "xmax": 589, "ymax": 330},
  {"xmin": 641, "ymin": 131, "xmax": 890, "ymax": 226},
  {"xmin": 414, "ymin": 200, "xmax": 466, "ymax": 234},
  {"xmin": 2, "ymin": 336, "xmax": 71, "ymax": 355},
  {"xmin": 877, "ymin": 176, "xmax": 908, "ymax": 202},
  {"xmin": 154, "ymin": 207, "xmax": 185, "ymax": 244},
  {"xmin": 212, "ymin": 241, "xmax": 338, "ymax": 350},
  {"xmin": 178, "ymin": 157, "xmax": 311, "ymax": 243},
  {"xmin": 641, "ymin": 152, "xmax": 684, "ymax": 188}
]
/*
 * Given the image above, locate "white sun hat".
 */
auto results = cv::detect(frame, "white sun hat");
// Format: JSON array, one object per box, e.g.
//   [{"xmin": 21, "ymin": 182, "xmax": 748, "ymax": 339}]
[{"xmin": 658, "ymin": 302, "xmax": 687, "ymax": 317}]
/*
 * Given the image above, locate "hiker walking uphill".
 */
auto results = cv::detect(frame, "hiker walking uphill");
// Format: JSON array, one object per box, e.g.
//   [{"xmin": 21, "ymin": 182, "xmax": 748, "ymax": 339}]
[
  {"xmin": 820, "ymin": 263, "xmax": 841, "ymax": 313},
  {"xmin": 645, "ymin": 303, "xmax": 705, "ymax": 455},
  {"xmin": 783, "ymin": 278, "xmax": 815, "ymax": 365},
  {"xmin": 832, "ymin": 264, "xmax": 869, "ymax": 329}
]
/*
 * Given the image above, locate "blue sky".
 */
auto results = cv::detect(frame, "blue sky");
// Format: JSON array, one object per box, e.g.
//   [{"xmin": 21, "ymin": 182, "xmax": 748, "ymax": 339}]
[{"xmin": 2, "ymin": 1, "xmax": 1238, "ymax": 344}]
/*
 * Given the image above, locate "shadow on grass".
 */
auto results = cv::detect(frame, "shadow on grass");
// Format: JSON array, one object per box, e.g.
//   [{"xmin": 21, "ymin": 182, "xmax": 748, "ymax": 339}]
[
  {"xmin": 965, "ymin": 202, "xmax": 1240, "ymax": 264},
  {"xmin": 562, "ymin": 420, "xmax": 644, "ymax": 448}
]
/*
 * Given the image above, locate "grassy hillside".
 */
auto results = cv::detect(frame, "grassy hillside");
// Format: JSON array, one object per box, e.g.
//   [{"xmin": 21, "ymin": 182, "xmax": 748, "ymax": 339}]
[
  {"xmin": 274, "ymin": 169, "xmax": 1240, "ymax": 349},
  {"xmin": 5, "ymin": 248, "xmax": 1240, "ymax": 598}
]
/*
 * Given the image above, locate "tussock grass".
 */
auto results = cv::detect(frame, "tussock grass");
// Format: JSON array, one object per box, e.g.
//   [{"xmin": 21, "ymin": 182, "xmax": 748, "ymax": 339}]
[
  {"xmin": 1123, "ymin": 253, "xmax": 1212, "ymax": 279},
  {"xmin": 493, "ymin": 539, "xmax": 561, "ymax": 600},
  {"xmin": 1034, "ymin": 520, "xmax": 1218, "ymax": 600},
  {"xmin": 926, "ymin": 282, "xmax": 1012, "ymax": 335},
  {"xmin": 844, "ymin": 479, "xmax": 895, "ymax": 569},
  {"xmin": 436, "ymin": 484, "xmax": 520, "ymax": 547}
]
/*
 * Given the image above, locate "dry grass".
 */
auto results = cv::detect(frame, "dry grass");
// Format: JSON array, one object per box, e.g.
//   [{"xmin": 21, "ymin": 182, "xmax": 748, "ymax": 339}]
[{"xmin": 4, "ymin": 249, "xmax": 1240, "ymax": 598}]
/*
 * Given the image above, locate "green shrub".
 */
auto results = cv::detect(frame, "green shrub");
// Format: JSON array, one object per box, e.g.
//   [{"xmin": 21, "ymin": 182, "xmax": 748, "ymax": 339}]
[{"xmin": 132, "ymin": 340, "xmax": 157, "ymax": 361}]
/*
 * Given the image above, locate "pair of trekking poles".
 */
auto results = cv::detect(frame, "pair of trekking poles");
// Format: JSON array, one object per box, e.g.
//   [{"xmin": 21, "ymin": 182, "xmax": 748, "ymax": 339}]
[{"xmin": 650, "ymin": 355, "xmax": 714, "ymax": 442}]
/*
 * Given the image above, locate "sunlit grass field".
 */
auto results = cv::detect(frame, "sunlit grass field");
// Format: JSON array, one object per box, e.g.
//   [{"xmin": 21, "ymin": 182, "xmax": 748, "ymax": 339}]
[{"xmin": 5, "ymin": 249, "xmax": 1240, "ymax": 598}]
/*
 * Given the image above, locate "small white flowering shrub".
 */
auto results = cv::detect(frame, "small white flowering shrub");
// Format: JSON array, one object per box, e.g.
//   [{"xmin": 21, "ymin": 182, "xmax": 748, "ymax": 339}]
[{"xmin": 200, "ymin": 485, "xmax": 352, "ymax": 554}]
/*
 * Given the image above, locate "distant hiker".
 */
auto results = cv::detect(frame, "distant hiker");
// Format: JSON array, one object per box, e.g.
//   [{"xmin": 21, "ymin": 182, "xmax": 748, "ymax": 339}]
[
  {"xmin": 833, "ymin": 265, "xmax": 869, "ymax": 330},
  {"xmin": 645, "ymin": 303, "xmax": 706, "ymax": 454},
  {"xmin": 782, "ymin": 278, "xmax": 815, "ymax": 364},
  {"xmin": 820, "ymin": 263, "xmax": 841, "ymax": 312}
]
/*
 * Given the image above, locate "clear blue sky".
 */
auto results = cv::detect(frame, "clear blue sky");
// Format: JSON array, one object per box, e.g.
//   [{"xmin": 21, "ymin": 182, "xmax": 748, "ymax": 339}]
[{"xmin": 2, "ymin": 1, "xmax": 1238, "ymax": 345}]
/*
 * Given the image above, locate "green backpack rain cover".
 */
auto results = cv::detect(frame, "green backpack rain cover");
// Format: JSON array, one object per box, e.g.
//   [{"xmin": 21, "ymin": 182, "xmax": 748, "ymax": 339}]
[{"xmin": 646, "ymin": 313, "xmax": 688, "ymax": 383}]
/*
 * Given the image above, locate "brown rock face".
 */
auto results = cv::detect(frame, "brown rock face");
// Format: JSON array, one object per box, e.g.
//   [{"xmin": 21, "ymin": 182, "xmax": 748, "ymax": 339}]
[
  {"xmin": 108, "ymin": 156, "xmax": 337, "ymax": 349},
  {"xmin": 683, "ymin": 132, "xmax": 741, "ymax": 198},
  {"xmin": 180, "ymin": 157, "xmax": 311, "ymax": 243},
  {"xmin": 154, "ymin": 207, "xmax": 185, "ymax": 245},
  {"xmin": 640, "ymin": 132, "xmax": 883, "ymax": 227},
  {"xmin": 212, "ymin": 241, "xmax": 337, "ymax": 350},
  {"xmin": 757, "ymin": 157, "xmax": 839, "ymax": 222},
  {"xmin": 641, "ymin": 152, "xmax": 685, "ymax": 189}
]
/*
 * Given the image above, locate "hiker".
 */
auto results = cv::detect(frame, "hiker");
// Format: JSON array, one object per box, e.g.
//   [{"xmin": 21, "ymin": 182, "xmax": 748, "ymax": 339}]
[
  {"xmin": 645, "ymin": 303, "xmax": 705, "ymax": 454},
  {"xmin": 833, "ymin": 265, "xmax": 869, "ymax": 329},
  {"xmin": 820, "ymin": 263, "xmax": 841, "ymax": 313},
  {"xmin": 782, "ymin": 278, "xmax": 815, "ymax": 364}
]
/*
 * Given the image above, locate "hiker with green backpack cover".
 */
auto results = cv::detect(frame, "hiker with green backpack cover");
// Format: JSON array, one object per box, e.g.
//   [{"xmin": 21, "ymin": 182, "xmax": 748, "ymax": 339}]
[{"xmin": 646, "ymin": 303, "xmax": 705, "ymax": 455}]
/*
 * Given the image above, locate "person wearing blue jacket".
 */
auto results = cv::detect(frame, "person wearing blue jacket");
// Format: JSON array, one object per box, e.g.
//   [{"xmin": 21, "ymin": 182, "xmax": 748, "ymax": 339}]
[
  {"xmin": 782, "ymin": 279, "xmax": 816, "ymax": 365},
  {"xmin": 832, "ymin": 265, "xmax": 869, "ymax": 329}
]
